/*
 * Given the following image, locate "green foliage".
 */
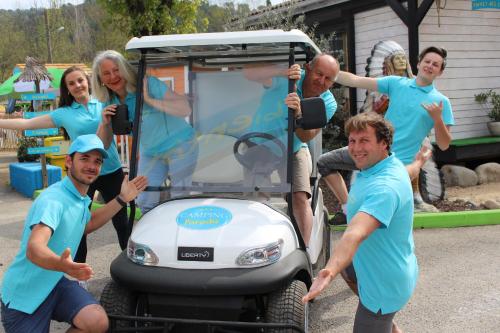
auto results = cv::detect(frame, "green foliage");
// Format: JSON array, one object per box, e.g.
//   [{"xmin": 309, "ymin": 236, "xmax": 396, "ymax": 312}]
[
  {"xmin": 17, "ymin": 137, "xmax": 39, "ymax": 162},
  {"xmin": 0, "ymin": 11, "xmax": 30, "ymax": 82},
  {"xmin": 0, "ymin": 1, "xmax": 129, "ymax": 84},
  {"xmin": 197, "ymin": 1, "xmax": 251, "ymax": 32},
  {"xmin": 97, "ymin": 0, "xmax": 206, "ymax": 36},
  {"xmin": 475, "ymin": 90, "xmax": 500, "ymax": 122}
]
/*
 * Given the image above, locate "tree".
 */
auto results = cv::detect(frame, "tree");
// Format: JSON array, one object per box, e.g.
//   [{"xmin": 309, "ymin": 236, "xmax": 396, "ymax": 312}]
[
  {"xmin": 197, "ymin": 1, "xmax": 251, "ymax": 33},
  {"xmin": 97, "ymin": 0, "xmax": 206, "ymax": 37},
  {"xmin": 0, "ymin": 11, "xmax": 26, "ymax": 81}
]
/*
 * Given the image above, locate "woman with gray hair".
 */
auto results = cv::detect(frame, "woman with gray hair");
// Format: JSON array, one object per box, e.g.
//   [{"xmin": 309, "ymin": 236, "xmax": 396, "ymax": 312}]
[{"xmin": 94, "ymin": 50, "xmax": 198, "ymax": 213}]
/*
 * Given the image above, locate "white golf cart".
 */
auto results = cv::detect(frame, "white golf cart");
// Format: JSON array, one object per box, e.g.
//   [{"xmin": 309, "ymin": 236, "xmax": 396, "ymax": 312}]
[{"xmin": 100, "ymin": 29, "xmax": 331, "ymax": 333}]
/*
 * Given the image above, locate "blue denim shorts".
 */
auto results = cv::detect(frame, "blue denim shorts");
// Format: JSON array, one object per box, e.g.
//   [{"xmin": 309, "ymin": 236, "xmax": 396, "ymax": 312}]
[{"xmin": 1, "ymin": 276, "xmax": 98, "ymax": 333}]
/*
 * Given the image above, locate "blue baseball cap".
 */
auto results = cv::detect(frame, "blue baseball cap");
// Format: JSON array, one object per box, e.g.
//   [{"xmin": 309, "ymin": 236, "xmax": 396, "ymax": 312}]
[{"xmin": 68, "ymin": 134, "xmax": 108, "ymax": 158}]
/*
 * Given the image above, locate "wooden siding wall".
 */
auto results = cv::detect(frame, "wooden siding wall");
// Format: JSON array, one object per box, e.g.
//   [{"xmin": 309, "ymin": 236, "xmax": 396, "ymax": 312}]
[
  {"xmin": 420, "ymin": 0, "xmax": 500, "ymax": 139},
  {"xmin": 354, "ymin": 1, "xmax": 500, "ymax": 140},
  {"xmin": 354, "ymin": 6, "xmax": 409, "ymax": 111}
]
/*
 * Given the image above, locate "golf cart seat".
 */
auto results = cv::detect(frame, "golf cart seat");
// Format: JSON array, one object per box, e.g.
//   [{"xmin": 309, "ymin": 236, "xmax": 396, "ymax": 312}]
[{"xmin": 192, "ymin": 134, "xmax": 244, "ymax": 184}]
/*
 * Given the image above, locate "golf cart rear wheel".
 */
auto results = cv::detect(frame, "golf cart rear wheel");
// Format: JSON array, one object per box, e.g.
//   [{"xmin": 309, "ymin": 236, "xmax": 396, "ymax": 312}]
[
  {"xmin": 265, "ymin": 280, "xmax": 308, "ymax": 333},
  {"xmin": 100, "ymin": 280, "xmax": 135, "ymax": 328}
]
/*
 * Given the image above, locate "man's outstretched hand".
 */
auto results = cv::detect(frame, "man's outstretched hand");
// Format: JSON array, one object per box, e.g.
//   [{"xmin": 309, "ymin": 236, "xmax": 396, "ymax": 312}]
[
  {"xmin": 119, "ymin": 175, "xmax": 148, "ymax": 203},
  {"xmin": 60, "ymin": 248, "xmax": 93, "ymax": 281},
  {"xmin": 302, "ymin": 268, "xmax": 334, "ymax": 303}
]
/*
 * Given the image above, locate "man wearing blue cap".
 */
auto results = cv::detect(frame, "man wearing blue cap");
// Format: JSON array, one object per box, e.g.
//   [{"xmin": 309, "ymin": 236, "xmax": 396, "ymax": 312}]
[{"xmin": 1, "ymin": 134, "xmax": 148, "ymax": 333}]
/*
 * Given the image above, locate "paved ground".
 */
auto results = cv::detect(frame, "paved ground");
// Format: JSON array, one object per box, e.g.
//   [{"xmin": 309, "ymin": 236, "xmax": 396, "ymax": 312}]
[{"xmin": 0, "ymin": 151, "xmax": 499, "ymax": 332}]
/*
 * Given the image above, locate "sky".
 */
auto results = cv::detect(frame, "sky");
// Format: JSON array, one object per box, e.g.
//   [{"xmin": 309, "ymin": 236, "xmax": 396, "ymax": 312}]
[
  {"xmin": 0, "ymin": 0, "xmax": 84, "ymax": 10},
  {"xmin": 0, "ymin": 0, "xmax": 284, "ymax": 10}
]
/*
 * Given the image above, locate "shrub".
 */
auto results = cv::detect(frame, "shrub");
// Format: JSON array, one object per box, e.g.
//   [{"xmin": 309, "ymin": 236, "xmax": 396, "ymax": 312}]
[{"xmin": 475, "ymin": 90, "xmax": 500, "ymax": 122}]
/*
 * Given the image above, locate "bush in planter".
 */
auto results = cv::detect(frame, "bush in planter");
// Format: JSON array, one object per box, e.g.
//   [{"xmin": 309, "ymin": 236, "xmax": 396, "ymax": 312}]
[
  {"xmin": 475, "ymin": 90, "xmax": 500, "ymax": 122},
  {"xmin": 17, "ymin": 137, "xmax": 39, "ymax": 162}
]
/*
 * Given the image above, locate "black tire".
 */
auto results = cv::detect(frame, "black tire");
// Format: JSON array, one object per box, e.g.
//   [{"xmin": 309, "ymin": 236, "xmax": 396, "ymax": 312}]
[
  {"xmin": 266, "ymin": 280, "xmax": 308, "ymax": 333},
  {"xmin": 419, "ymin": 166, "xmax": 445, "ymax": 203},
  {"xmin": 100, "ymin": 280, "xmax": 134, "ymax": 328},
  {"xmin": 323, "ymin": 211, "xmax": 331, "ymax": 265},
  {"xmin": 313, "ymin": 212, "xmax": 331, "ymax": 273}
]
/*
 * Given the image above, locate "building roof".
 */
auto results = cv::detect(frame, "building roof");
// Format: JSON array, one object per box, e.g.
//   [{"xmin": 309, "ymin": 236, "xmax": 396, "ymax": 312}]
[
  {"xmin": 244, "ymin": 0, "xmax": 349, "ymax": 20},
  {"xmin": 15, "ymin": 63, "xmax": 92, "ymax": 74}
]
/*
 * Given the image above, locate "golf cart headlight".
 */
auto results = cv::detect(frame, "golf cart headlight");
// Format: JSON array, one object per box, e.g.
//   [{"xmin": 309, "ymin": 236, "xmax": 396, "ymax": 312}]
[
  {"xmin": 236, "ymin": 239, "xmax": 283, "ymax": 267},
  {"xmin": 127, "ymin": 240, "xmax": 159, "ymax": 266}
]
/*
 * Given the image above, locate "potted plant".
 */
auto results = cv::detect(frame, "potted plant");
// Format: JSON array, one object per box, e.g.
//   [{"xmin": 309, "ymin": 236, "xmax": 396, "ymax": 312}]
[{"xmin": 475, "ymin": 90, "xmax": 500, "ymax": 136}]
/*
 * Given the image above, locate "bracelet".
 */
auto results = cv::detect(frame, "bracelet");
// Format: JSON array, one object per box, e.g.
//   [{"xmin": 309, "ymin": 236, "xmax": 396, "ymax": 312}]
[{"xmin": 115, "ymin": 195, "xmax": 127, "ymax": 207}]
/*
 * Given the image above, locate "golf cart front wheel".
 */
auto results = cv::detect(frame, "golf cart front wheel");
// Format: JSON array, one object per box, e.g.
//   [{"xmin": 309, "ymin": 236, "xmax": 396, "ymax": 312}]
[
  {"xmin": 100, "ymin": 280, "xmax": 135, "ymax": 328},
  {"xmin": 265, "ymin": 279, "xmax": 308, "ymax": 333}
]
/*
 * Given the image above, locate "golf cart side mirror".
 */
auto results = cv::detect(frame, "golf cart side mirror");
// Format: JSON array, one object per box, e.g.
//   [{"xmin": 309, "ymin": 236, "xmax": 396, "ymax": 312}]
[
  {"xmin": 295, "ymin": 97, "xmax": 327, "ymax": 130},
  {"xmin": 112, "ymin": 104, "xmax": 133, "ymax": 135}
]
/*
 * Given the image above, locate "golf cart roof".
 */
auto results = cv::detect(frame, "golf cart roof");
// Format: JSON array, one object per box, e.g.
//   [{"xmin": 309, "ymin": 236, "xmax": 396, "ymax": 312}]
[{"xmin": 125, "ymin": 29, "xmax": 321, "ymax": 59}]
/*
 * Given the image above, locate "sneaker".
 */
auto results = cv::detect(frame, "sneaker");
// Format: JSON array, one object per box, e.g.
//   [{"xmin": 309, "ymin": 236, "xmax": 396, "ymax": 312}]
[
  {"xmin": 329, "ymin": 212, "xmax": 347, "ymax": 226},
  {"xmin": 414, "ymin": 201, "xmax": 439, "ymax": 213},
  {"xmin": 77, "ymin": 280, "xmax": 89, "ymax": 290}
]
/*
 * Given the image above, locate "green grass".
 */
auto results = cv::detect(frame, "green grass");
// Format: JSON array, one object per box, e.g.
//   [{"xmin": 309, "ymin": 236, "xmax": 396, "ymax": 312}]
[
  {"xmin": 90, "ymin": 202, "xmax": 143, "ymax": 220},
  {"xmin": 331, "ymin": 209, "xmax": 500, "ymax": 231},
  {"xmin": 449, "ymin": 136, "xmax": 500, "ymax": 147},
  {"xmin": 33, "ymin": 188, "xmax": 500, "ymax": 229}
]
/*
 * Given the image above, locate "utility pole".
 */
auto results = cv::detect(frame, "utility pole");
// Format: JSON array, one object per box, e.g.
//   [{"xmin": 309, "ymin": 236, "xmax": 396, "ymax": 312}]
[{"xmin": 44, "ymin": 9, "xmax": 53, "ymax": 64}]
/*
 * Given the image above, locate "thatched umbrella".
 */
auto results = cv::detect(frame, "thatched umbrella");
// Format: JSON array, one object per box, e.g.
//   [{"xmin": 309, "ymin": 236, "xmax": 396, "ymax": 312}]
[
  {"xmin": 14, "ymin": 56, "xmax": 53, "ymax": 92},
  {"xmin": 15, "ymin": 56, "xmax": 53, "ymax": 187}
]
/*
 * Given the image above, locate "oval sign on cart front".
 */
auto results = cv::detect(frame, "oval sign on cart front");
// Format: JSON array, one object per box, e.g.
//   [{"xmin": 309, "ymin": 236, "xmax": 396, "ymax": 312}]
[{"xmin": 176, "ymin": 206, "xmax": 233, "ymax": 230}]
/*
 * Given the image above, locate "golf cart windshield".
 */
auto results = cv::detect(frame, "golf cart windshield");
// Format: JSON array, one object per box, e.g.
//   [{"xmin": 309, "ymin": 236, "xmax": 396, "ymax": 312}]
[{"xmin": 126, "ymin": 30, "xmax": 320, "ymax": 204}]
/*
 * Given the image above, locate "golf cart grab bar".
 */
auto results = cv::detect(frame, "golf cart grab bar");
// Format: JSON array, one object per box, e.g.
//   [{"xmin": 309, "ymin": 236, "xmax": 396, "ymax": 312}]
[{"xmin": 107, "ymin": 313, "xmax": 306, "ymax": 333}]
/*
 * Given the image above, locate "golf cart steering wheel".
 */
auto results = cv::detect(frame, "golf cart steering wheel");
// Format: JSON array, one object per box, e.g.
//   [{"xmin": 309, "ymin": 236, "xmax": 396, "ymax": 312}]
[{"xmin": 233, "ymin": 132, "xmax": 286, "ymax": 170}]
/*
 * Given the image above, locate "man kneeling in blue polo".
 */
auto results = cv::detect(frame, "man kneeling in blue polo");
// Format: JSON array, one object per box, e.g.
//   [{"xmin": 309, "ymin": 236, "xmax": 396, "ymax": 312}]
[
  {"xmin": 1, "ymin": 134, "xmax": 148, "ymax": 333},
  {"xmin": 303, "ymin": 112, "xmax": 424, "ymax": 333}
]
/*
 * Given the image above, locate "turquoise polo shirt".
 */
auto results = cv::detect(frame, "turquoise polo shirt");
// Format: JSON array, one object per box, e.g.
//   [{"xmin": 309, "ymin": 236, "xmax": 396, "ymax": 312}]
[
  {"xmin": 50, "ymin": 98, "xmax": 122, "ymax": 175},
  {"xmin": 1, "ymin": 177, "xmax": 92, "ymax": 314},
  {"xmin": 110, "ymin": 76, "xmax": 194, "ymax": 157},
  {"xmin": 251, "ymin": 72, "xmax": 337, "ymax": 153},
  {"xmin": 347, "ymin": 153, "xmax": 418, "ymax": 314},
  {"xmin": 377, "ymin": 76, "xmax": 454, "ymax": 164}
]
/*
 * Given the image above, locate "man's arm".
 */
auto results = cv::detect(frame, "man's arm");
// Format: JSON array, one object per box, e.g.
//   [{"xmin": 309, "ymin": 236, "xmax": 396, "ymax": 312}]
[
  {"xmin": 406, "ymin": 146, "xmax": 432, "ymax": 180},
  {"xmin": 243, "ymin": 64, "xmax": 301, "ymax": 86},
  {"xmin": 421, "ymin": 101, "xmax": 452, "ymax": 151},
  {"xmin": 85, "ymin": 175, "xmax": 148, "ymax": 234},
  {"xmin": 302, "ymin": 212, "xmax": 380, "ymax": 302},
  {"xmin": 336, "ymin": 71, "xmax": 378, "ymax": 91},
  {"xmin": 26, "ymin": 224, "xmax": 93, "ymax": 280},
  {"xmin": 143, "ymin": 78, "xmax": 192, "ymax": 118},
  {"xmin": 296, "ymin": 128, "xmax": 320, "ymax": 143}
]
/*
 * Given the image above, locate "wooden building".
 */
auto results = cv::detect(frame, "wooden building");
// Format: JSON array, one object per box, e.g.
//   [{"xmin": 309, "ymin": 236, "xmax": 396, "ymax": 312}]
[{"xmin": 249, "ymin": 0, "xmax": 500, "ymax": 141}]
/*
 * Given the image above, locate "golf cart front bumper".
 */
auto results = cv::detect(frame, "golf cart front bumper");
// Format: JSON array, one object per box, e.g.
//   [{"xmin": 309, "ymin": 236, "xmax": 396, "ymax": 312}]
[{"xmin": 110, "ymin": 249, "xmax": 311, "ymax": 295}]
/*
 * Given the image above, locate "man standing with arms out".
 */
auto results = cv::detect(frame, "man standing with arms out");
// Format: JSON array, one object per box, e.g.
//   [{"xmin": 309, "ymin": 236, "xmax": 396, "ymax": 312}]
[
  {"xmin": 1, "ymin": 134, "xmax": 148, "ymax": 333},
  {"xmin": 247, "ymin": 54, "xmax": 339, "ymax": 245},
  {"xmin": 318, "ymin": 46, "xmax": 453, "ymax": 221},
  {"xmin": 303, "ymin": 112, "xmax": 419, "ymax": 333}
]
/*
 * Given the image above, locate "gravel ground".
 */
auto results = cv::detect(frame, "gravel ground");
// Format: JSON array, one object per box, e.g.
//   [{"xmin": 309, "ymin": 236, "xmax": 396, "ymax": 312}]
[
  {"xmin": 1, "ymin": 152, "xmax": 499, "ymax": 333},
  {"xmin": 321, "ymin": 179, "xmax": 500, "ymax": 214},
  {"xmin": 309, "ymin": 226, "xmax": 500, "ymax": 332}
]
